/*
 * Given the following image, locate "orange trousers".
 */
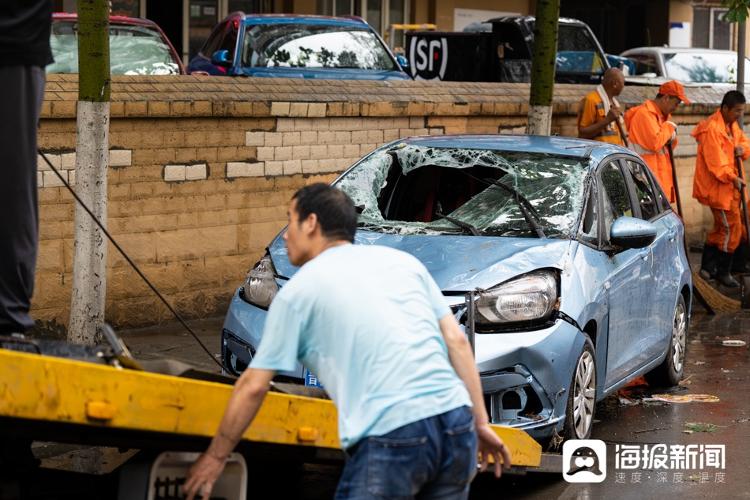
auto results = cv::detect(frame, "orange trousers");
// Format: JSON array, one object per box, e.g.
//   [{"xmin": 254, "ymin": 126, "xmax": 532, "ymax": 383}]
[{"xmin": 707, "ymin": 200, "xmax": 747, "ymax": 253}]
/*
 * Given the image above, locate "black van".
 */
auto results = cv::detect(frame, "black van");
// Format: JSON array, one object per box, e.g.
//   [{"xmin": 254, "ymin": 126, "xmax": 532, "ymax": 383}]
[{"xmin": 405, "ymin": 16, "xmax": 609, "ymax": 84}]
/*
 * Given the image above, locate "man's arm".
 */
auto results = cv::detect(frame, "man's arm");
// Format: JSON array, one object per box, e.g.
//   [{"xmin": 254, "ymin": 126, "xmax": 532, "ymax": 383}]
[
  {"xmin": 184, "ymin": 368, "xmax": 275, "ymax": 500},
  {"xmin": 578, "ymin": 101, "xmax": 621, "ymax": 139},
  {"xmin": 438, "ymin": 314, "xmax": 512, "ymax": 477},
  {"xmin": 631, "ymin": 109, "xmax": 676, "ymax": 151}
]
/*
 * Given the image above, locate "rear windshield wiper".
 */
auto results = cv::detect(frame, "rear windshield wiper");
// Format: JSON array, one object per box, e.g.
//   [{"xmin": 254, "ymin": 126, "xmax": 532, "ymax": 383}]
[
  {"xmin": 435, "ymin": 202, "xmax": 483, "ymax": 236},
  {"xmin": 486, "ymin": 179, "xmax": 546, "ymax": 238}
]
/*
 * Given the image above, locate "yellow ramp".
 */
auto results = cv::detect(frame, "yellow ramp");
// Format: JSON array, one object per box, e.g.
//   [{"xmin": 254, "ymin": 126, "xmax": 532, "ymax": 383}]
[{"xmin": 0, "ymin": 348, "xmax": 540, "ymax": 466}]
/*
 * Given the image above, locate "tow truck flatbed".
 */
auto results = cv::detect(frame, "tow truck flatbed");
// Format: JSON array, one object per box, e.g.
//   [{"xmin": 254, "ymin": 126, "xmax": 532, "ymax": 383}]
[{"xmin": 0, "ymin": 346, "xmax": 544, "ymax": 489}]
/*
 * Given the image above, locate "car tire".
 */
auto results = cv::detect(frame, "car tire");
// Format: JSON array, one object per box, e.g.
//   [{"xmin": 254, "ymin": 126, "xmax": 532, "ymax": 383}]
[
  {"xmin": 645, "ymin": 294, "xmax": 687, "ymax": 387},
  {"xmin": 563, "ymin": 337, "xmax": 596, "ymax": 441}
]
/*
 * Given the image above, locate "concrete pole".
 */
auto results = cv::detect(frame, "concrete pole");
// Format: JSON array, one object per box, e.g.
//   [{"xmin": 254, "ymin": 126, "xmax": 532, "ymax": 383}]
[{"xmin": 68, "ymin": 0, "xmax": 110, "ymax": 345}]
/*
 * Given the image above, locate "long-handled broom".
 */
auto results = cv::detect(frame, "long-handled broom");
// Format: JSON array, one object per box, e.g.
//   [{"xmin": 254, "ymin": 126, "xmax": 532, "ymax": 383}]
[{"xmin": 668, "ymin": 143, "xmax": 739, "ymax": 313}]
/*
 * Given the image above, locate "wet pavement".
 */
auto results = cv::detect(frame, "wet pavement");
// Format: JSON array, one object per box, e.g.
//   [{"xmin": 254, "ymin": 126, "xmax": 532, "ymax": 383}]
[
  {"xmin": 470, "ymin": 309, "xmax": 750, "ymax": 499},
  {"xmin": 112, "ymin": 306, "xmax": 750, "ymax": 499}
]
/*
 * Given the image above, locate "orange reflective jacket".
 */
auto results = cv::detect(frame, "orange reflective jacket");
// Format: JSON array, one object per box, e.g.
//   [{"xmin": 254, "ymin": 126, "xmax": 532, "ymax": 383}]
[
  {"xmin": 692, "ymin": 110, "xmax": 750, "ymax": 211},
  {"xmin": 624, "ymin": 100, "xmax": 678, "ymax": 202},
  {"xmin": 577, "ymin": 88, "xmax": 626, "ymax": 146}
]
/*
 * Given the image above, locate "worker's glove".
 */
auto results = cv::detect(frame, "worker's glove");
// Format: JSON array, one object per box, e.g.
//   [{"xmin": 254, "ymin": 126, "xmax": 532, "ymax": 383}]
[
  {"xmin": 734, "ymin": 176, "xmax": 746, "ymax": 190},
  {"xmin": 735, "ymin": 146, "xmax": 745, "ymax": 158}
]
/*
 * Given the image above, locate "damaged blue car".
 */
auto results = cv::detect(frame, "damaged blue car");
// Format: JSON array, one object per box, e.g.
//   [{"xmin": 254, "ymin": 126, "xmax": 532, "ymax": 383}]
[{"xmin": 221, "ymin": 135, "xmax": 691, "ymax": 443}]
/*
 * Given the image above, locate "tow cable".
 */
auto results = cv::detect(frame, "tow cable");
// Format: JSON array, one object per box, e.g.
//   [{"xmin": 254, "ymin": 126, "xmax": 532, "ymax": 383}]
[{"xmin": 37, "ymin": 149, "xmax": 224, "ymax": 370}]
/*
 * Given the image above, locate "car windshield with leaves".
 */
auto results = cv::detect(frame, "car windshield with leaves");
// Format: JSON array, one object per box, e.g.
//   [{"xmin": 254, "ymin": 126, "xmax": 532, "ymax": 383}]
[
  {"xmin": 241, "ymin": 23, "xmax": 397, "ymax": 70},
  {"xmin": 664, "ymin": 51, "xmax": 750, "ymax": 83},
  {"xmin": 337, "ymin": 144, "xmax": 588, "ymax": 238},
  {"xmin": 48, "ymin": 21, "xmax": 180, "ymax": 75}
]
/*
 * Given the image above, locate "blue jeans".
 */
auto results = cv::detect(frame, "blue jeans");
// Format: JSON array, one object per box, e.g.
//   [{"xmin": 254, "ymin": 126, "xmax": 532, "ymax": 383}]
[{"xmin": 335, "ymin": 406, "xmax": 478, "ymax": 500}]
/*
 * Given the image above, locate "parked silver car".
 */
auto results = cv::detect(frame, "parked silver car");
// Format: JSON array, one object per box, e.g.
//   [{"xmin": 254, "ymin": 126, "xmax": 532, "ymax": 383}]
[
  {"xmin": 221, "ymin": 135, "xmax": 692, "ymax": 444},
  {"xmin": 621, "ymin": 46, "xmax": 750, "ymax": 86}
]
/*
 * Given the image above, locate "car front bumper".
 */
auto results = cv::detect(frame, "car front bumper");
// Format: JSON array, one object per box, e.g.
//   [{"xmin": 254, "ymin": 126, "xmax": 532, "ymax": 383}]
[{"xmin": 222, "ymin": 288, "xmax": 586, "ymax": 441}]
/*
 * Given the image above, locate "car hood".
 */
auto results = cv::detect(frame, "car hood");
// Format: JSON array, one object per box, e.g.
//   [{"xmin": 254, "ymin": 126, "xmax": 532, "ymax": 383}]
[
  {"xmin": 269, "ymin": 230, "xmax": 573, "ymax": 291},
  {"xmin": 238, "ymin": 67, "xmax": 410, "ymax": 80}
]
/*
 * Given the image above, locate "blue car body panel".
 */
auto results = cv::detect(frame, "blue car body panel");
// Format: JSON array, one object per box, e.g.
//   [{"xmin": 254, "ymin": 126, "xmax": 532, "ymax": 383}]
[{"xmin": 221, "ymin": 135, "xmax": 693, "ymax": 441}]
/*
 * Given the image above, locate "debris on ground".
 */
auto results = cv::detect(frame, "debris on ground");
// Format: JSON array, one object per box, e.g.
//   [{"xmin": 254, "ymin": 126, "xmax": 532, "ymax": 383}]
[
  {"xmin": 683, "ymin": 422, "xmax": 719, "ymax": 433},
  {"xmin": 722, "ymin": 339, "xmax": 746, "ymax": 347},
  {"xmin": 721, "ymin": 368, "xmax": 732, "ymax": 373},
  {"xmin": 649, "ymin": 394, "xmax": 720, "ymax": 404},
  {"xmin": 695, "ymin": 361, "xmax": 706, "ymax": 365},
  {"xmin": 633, "ymin": 426, "xmax": 669, "ymax": 434},
  {"xmin": 618, "ymin": 396, "xmax": 638, "ymax": 406}
]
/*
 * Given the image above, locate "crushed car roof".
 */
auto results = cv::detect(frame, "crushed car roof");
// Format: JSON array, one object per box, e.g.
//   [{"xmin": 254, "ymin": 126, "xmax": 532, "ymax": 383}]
[{"xmin": 395, "ymin": 134, "xmax": 630, "ymax": 164}]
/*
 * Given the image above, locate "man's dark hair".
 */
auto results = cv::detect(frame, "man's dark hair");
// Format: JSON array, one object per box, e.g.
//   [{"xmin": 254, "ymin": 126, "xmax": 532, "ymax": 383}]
[
  {"xmin": 722, "ymin": 90, "xmax": 746, "ymax": 109},
  {"xmin": 292, "ymin": 183, "xmax": 357, "ymax": 242}
]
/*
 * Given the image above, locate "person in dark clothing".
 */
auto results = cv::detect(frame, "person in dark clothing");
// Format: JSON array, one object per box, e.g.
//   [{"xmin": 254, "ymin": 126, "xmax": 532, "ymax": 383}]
[{"xmin": 0, "ymin": 1, "xmax": 53, "ymax": 333}]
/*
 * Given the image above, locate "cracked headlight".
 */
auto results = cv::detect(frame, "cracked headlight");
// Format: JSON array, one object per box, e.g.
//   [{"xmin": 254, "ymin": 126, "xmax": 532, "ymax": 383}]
[
  {"xmin": 242, "ymin": 253, "xmax": 278, "ymax": 308},
  {"xmin": 475, "ymin": 270, "xmax": 558, "ymax": 325}
]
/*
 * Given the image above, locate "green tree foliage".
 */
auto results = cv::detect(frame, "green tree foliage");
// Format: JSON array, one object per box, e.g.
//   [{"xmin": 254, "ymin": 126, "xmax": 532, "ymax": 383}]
[{"xmin": 724, "ymin": 0, "xmax": 750, "ymax": 22}]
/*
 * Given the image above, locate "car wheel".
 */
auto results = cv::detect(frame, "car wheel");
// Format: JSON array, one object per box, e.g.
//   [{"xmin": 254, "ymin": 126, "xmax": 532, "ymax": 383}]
[
  {"xmin": 645, "ymin": 295, "xmax": 687, "ymax": 387},
  {"xmin": 563, "ymin": 337, "xmax": 596, "ymax": 440}
]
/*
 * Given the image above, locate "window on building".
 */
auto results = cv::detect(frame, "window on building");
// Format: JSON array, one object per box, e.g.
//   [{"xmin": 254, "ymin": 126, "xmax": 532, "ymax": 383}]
[
  {"xmin": 111, "ymin": 0, "xmax": 141, "ymax": 17},
  {"xmin": 693, "ymin": 7, "xmax": 733, "ymax": 50},
  {"xmin": 228, "ymin": 0, "xmax": 273, "ymax": 14}
]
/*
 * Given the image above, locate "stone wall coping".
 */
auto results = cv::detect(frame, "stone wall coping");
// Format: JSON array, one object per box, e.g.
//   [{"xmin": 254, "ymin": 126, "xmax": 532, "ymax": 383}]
[{"xmin": 43, "ymin": 74, "xmax": 728, "ymax": 120}]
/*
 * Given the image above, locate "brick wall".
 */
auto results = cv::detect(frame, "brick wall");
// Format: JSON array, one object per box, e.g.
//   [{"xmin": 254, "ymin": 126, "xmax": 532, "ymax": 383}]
[{"xmin": 34, "ymin": 75, "xmax": 732, "ymax": 327}]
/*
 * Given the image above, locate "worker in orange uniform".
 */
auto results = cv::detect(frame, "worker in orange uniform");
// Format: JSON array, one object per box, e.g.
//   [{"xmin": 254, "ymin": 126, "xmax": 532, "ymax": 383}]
[
  {"xmin": 625, "ymin": 81, "xmax": 690, "ymax": 202},
  {"xmin": 577, "ymin": 68, "xmax": 627, "ymax": 146},
  {"xmin": 692, "ymin": 90, "xmax": 750, "ymax": 288}
]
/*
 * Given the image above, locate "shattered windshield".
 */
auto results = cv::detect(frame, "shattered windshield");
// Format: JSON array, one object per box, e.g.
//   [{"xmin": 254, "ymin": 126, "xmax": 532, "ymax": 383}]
[
  {"xmin": 336, "ymin": 144, "xmax": 588, "ymax": 237},
  {"xmin": 48, "ymin": 21, "xmax": 180, "ymax": 75}
]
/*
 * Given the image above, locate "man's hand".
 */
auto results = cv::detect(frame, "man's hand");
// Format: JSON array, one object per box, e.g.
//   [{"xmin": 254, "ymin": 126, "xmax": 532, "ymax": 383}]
[
  {"xmin": 736, "ymin": 146, "xmax": 744, "ymax": 158},
  {"xmin": 476, "ymin": 423, "xmax": 512, "ymax": 478},
  {"xmin": 606, "ymin": 104, "xmax": 622, "ymax": 123},
  {"xmin": 734, "ymin": 176, "xmax": 746, "ymax": 190},
  {"xmin": 184, "ymin": 452, "xmax": 227, "ymax": 500}
]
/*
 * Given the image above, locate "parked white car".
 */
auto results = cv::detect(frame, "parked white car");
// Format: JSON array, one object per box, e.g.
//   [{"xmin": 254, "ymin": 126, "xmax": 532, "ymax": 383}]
[{"xmin": 620, "ymin": 47, "xmax": 750, "ymax": 86}]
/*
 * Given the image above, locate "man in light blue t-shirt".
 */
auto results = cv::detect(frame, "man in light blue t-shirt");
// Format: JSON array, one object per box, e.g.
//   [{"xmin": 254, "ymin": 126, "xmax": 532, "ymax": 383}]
[{"xmin": 186, "ymin": 184, "xmax": 510, "ymax": 500}]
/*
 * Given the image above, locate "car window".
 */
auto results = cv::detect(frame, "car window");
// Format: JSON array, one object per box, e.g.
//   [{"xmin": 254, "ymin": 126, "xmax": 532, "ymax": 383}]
[
  {"xmin": 242, "ymin": 23, "xmax": 398, "ymax": 70},
  {"xmin": 628, "ymin": 53, "xmax": 660, "ymax": 76},
  {"xmin": 48, "ymin": 21, "xmax": 180, "ymax": 75},
  {"xmin": 219, "ymin": 23, "xmax": 239, "ymax": 55},
  {"xmin": 599, "ymin": 161, "xmax": 633, "ymax": 241},
  {"xmin": 579, "ymin": 182, "xmax": 598, "ymax": 245},
  {"xmin": 201, "ymin": 21, "xmax": 229, "ymax": 56},
  {"xmin": 663, "ymin": 51, "xmax": 750, "ymax": 83},
  {"xmin": 625, "ymin": 160, "xmax": 661, "ymax": 220},
  {"xmin": 336, "ymin": 145, "xmax": 588, "ymax": 238}
]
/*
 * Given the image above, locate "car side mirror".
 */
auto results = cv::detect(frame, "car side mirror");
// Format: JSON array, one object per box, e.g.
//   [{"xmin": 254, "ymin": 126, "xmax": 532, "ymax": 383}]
[
  {"xmin": 609, "ymin": 216, "xmax": 657, "ymax": 250},
  {"xmin": 395, "ymin": 54, "xmax": 409, "ymax": 70},
  {"xmin": 211, "ymin": 49, "xmax": 232, "ymax": 67}
]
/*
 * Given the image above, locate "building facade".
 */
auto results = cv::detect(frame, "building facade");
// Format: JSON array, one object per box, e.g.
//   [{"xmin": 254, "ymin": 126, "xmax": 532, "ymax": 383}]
[{"xmin": 52, "ymin": 0, "xmax": 740, "ymax": 66}]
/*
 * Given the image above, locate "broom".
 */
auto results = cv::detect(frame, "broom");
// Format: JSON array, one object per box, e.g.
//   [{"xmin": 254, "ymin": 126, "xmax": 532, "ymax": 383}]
[{"xmin": 667, "ymin": 143, "xmax": 739, "ymax": 313}]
